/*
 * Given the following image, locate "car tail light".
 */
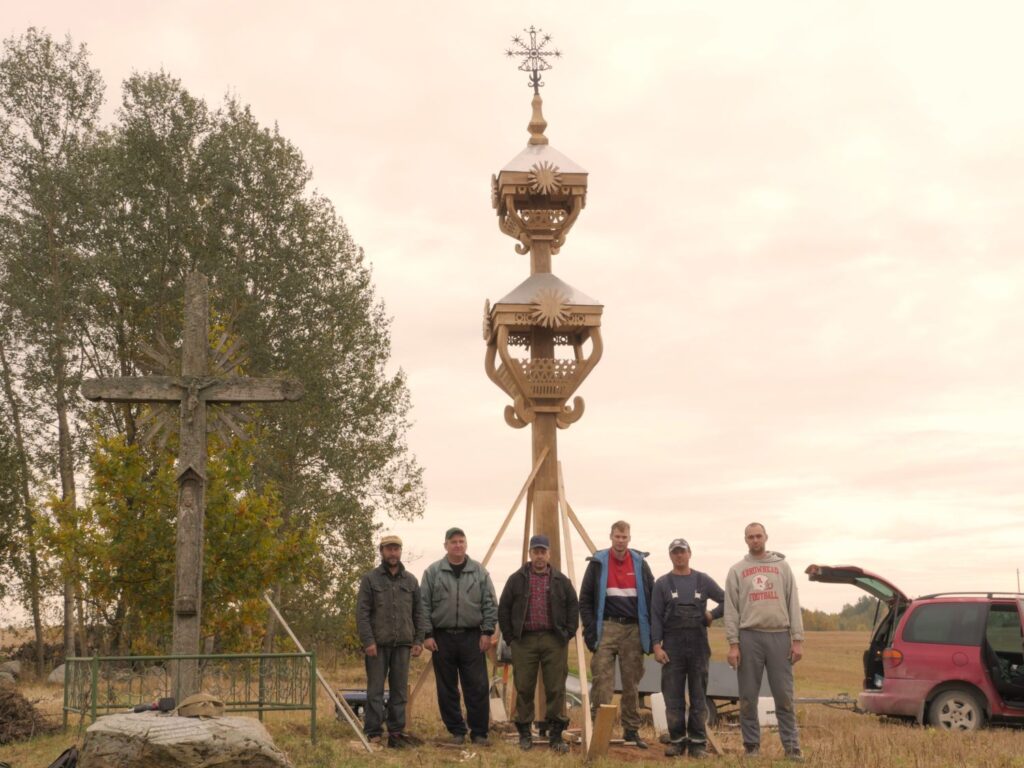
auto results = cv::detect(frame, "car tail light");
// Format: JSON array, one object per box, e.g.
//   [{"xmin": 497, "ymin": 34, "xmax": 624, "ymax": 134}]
[{"xmin": 882, "ymin": 648, "xmax": 904, "ymax": 667}]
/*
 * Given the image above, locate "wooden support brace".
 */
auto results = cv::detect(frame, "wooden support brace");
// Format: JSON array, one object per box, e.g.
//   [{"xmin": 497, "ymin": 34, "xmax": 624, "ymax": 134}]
[
  {"xmin": 264, "ymin": 592, "xmax": 371, "ymax": 753},
  {"xmin": 557, "ymin": 462, "xmax": 593, "ymax": 750},
  {"xmin": 705, "ymin": 727, "xmax": 724, "ymax": 756},
  {"xmin": 481, "ymin": 446, "xmax": 549, "ymax": 567},
  {"xmin": 564, "ymin": 499, "xmax": 597, "ymax": 555}
]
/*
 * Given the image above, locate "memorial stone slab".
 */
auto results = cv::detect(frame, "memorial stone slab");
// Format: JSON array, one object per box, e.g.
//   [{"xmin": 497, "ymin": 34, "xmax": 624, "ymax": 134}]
[{"xmin": 78, "ymin": 711, "xmax": 293, "ymax": 768}]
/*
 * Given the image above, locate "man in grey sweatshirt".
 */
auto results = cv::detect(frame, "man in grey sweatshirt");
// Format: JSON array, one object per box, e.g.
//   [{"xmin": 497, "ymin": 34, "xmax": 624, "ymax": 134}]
[{"xmin": 724, "ymin": 522, "xmax": 804, "ymax": 761}]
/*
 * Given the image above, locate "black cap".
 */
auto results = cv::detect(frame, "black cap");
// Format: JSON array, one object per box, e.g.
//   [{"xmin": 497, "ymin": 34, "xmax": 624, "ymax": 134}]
[
  {"xmin": 529, "ymin": 534, "xmax": 550, "ymax": 550},
  {"xmin": 445, "ymin": 527, "xmax": 466, "ymax": 541},
  {"xmin": 669, "ymin": 538, "xmax": 691, "ymax": 552}
]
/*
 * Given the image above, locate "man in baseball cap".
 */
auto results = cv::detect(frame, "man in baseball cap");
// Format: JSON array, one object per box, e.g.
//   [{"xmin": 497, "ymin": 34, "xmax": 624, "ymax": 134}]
[
  {"xmin": 355, "ymin": 534, "xmax": 425, "ymax": 748},
  {"xmin": 651, "ymin": 538, "xmax": 725, "ymax": 758},
  {"xmin": 498, "ymin": 533, "xmax": 579, "ymax": 752},
  {"xmin": 420, "ymin": 527, "xmax": 498, "ymax": 746}
]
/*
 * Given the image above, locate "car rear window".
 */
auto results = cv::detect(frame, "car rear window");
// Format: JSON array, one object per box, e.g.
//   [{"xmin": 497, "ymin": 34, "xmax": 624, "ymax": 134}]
[{"xmin": 902, "ymin": 603, "xmax": 986, "ymax": 646}]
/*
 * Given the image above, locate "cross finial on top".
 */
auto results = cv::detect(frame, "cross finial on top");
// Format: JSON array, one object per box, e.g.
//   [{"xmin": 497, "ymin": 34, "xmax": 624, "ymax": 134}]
[{"xmin": 506, "ymin": 26, "xmax": 561, "ymax": 95}]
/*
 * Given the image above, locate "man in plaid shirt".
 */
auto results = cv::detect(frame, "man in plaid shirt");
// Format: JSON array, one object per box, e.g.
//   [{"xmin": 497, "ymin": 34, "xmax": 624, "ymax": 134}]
[{"xmin": 498, "ymin": 534, "xmax": 580, "ymax": 752}]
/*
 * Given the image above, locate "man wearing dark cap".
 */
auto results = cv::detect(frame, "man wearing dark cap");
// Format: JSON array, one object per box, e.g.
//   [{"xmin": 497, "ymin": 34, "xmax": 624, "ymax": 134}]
[
  {"xmin": 651, "ymin": 538, "xmax": 725, "ymax": 758},
  {"xmin": 498, "ymin": 534, "xmax": 580, "ymax": 753},
  {"xmin": 356, "ymin": 534, "xmax": 425, "ymax": 748},
  {"xmin": 420, "ymin": 527, "xmax": 498, "ymax": 745}
]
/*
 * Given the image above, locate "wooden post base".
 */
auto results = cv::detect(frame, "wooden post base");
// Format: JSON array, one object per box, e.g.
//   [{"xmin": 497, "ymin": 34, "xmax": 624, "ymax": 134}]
[{"xmin": 586, "ymin": 704, "xmax": 617, "ymax": 761}]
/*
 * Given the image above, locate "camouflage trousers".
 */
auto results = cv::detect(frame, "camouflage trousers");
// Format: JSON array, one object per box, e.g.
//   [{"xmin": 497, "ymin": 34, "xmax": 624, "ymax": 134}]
[{"xmin": 590, "ymin": 621, "xmax": 645, "ymax": 730}]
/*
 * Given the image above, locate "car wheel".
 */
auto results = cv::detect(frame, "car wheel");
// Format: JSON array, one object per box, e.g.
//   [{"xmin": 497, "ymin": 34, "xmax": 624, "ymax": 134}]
[
  {"xmin": 704, "ymin": 696, "xmax": 719, "ymax": 727},
  {"xmin": 927, "ymin": 688, "xmax": 986, "ymax": 731}
]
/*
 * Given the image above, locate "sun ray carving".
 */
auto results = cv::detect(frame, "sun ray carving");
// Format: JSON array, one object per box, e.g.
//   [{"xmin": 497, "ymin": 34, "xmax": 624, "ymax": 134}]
[
  {"xmin": 528, "ymin": 161, "xmax": 561, "ymax": 195},
  {"xmin": 530, "ymin": 288, "xmax": 571, "ymax": 328}
]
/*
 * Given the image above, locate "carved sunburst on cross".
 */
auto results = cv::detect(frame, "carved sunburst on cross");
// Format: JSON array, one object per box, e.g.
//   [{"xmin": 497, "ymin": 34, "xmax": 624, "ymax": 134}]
[
  {"xmin": 133, "ymin": 324, "xmax": 254, "ymax": 450},
  {"xmin": 530, "ymin": 288, "xmax": 571, "ymax": 328}
]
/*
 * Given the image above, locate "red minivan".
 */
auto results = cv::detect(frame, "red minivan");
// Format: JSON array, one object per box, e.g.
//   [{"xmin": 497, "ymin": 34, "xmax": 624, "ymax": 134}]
[{"xmin": 805, "ymin": 565, "xmax": 1024, "ymax": 731}]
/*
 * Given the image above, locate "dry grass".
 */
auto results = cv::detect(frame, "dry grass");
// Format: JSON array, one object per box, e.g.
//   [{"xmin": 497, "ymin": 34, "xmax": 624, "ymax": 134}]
[{"xmin": 2, "ymin": 631, "xmax": 1023, "ymax": 767}]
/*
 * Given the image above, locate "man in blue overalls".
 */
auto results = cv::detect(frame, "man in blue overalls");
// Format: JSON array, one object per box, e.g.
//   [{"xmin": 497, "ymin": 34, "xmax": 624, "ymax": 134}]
[{"xmin": 651, "ymin": 538, "xmax": 725, "ymax": 758}]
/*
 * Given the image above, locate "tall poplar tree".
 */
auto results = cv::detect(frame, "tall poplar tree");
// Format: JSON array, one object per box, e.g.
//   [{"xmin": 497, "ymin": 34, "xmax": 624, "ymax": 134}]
[{"xmin": 0, "ymin": 27, "xmax": 103, "ymax": 658}]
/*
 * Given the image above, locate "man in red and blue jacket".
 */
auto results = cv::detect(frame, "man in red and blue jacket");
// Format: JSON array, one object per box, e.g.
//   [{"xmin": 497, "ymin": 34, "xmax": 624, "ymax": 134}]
[{"xmin": 579, "ymin": 520, "xmax": 655, "ymax": 748}]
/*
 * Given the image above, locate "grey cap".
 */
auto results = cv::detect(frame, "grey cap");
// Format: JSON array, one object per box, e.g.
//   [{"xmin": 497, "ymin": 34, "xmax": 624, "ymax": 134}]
[
  {"xmin": 529, "ymin": 534, "xmax": 550, "ymax": 550},
  {"xmin": 669, "ymin": 538, "xmax": 690, "ymax": 552}
]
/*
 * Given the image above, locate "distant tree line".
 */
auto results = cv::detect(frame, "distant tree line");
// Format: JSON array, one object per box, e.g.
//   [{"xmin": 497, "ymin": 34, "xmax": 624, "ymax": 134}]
[
  {"xmin": 801, "ymin": 596, "xmax": 880, "ymax": 632},
  {"xmin": 0, "ymin": 28, "xmax": 424, "ymax": 674}
]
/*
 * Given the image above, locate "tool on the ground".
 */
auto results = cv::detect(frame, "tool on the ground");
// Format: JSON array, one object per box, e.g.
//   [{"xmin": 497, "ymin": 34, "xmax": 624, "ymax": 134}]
[{"xmin": 131, "ymin": 697, "xmax": 176, "ymax": 713}]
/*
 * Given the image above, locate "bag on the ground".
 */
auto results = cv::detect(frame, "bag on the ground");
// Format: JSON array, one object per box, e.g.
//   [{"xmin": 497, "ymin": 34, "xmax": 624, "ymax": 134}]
[{"xmin": 177, "ymin": 692, "xmax": 225, "ymax": 718}]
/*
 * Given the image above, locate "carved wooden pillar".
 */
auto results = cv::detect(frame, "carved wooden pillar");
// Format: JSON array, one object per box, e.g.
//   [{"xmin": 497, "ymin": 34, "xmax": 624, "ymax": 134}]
[{"xmin": 484, "ymin": 92, "xmax": 602, "ymax": 567}]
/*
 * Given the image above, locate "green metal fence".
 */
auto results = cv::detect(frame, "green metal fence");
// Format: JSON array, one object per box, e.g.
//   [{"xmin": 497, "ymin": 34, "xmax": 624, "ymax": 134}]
[{"xmin": 63, "ymin": 652, "xmax": 317, "ymax": 742}]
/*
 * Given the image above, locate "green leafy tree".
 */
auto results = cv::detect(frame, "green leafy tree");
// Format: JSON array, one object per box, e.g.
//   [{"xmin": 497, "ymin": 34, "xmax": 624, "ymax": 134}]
[
  {"xmin": 67, "ymin": 430, "xmax": 315, "ymax": 654},
  {"xmin": 2, "ymin": 31, "xmax": 424, "ymax": 655},
  {"xmin": 80, "ymin": 74, "xmax": 423, "ymax": 650},
  {"xmin": 0, "ymin": 27, "xmax": 104, "ymax": 659}
]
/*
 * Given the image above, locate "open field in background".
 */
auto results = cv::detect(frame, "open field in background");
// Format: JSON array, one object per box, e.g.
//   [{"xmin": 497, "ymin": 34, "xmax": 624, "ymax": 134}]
[{"xmin": 3, "ymin": 630, "xmax": 1024, "ymax": 767}]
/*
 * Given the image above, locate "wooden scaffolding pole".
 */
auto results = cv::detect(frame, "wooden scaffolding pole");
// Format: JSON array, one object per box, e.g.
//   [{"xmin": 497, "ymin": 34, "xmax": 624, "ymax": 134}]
[{"xmin": 556, "ymin": 461, "xmax": 593, "ymax": 751}]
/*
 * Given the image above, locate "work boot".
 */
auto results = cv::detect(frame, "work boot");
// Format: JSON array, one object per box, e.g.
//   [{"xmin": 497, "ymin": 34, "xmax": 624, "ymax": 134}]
[
  {"xmin": 447, "ymin": 734, "xmax": 466, "ymax": 745},
  {"xmin": 785, "ymin": 747, "xmax": 805, "ymax": 762},
  {"xmin": 549, "ymin": 723, "xmax": 569, "ymax": 753},
  {"xmin": 470, "ymin": 734, "xmax": 491, "ymax": 747},
  {"xmin": 664, "ymin": 740, "xmax": 686, "ymax": 757},
  {"xmin": 689, "ymin": 741, "xmax": 709, "ymax": 759},
  {"xmin": 517, "ymin": 723, "xmax": 533, "ymax": 751},
  {"xmin": 387, "ymin": 733, "xmax": 408, "ymax": 749},
  {"xmin": 744, "ymin": 743, "xmax": 760, "ymax": 757},
  {"xmin": 388, "ymin": 732, "xmax": 423, "ymax": 748},
  {"xmin": 623, "ymin": 729, "xmax": 649, "ymax": 749}
]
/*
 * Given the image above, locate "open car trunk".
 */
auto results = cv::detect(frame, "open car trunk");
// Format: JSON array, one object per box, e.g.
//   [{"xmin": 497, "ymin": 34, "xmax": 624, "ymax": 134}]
[{"xmin": 805, "ymin": 564, "xmax": 909, "ymax": 690}]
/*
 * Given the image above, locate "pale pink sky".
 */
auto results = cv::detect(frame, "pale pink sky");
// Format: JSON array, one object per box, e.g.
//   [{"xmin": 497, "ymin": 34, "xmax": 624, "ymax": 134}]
[{"xmin": 4, "ymin": 2, "xmax": 1024, "ymax": 613}]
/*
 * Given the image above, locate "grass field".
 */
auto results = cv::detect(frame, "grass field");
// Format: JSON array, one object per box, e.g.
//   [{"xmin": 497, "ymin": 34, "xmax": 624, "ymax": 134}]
[{"xmin": 2, "ymin": 629, "xmax": 1023, "ymax": 767}]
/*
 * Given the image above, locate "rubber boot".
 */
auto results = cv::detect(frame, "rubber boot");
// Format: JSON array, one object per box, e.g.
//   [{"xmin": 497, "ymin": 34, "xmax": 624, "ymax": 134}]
[
  {"xmin": 517, "ymin": 723, "xmax": 533, "ymax": 751},
  {"xmin": 549, "ymin": 722, "xmax": 569, "ymax": 753}
]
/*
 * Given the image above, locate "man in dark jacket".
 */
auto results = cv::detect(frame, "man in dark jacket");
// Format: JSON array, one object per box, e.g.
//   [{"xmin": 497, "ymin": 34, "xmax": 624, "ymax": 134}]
[
  {"xmin": 579, "ymin": 520, "xmax": 655, "ymax": 748},
  {"xmin": 356, "ymin": 534, "xmax": 425, "ymax": 748},
  {"xmin": 498, "ymin": 534, "xmax": 579, "ymax": 753}
]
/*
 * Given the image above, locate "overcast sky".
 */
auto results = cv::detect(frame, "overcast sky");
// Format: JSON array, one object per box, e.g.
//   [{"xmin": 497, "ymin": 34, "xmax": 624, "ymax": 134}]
[{"xmin": 5, "ymin": 2, "xmax": 1024, "ymax": 613}]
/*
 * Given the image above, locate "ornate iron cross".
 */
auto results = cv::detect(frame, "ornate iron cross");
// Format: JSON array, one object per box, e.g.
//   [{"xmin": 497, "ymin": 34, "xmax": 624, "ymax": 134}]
[{"xmin": 506, "ymin": 26, "xmax": 561, "ymax": 94}]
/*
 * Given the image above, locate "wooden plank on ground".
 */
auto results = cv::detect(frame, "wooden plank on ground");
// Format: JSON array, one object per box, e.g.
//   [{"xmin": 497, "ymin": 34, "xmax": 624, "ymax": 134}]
[
  {"xmin": 705, "ymin": 727, "xmax": 724, "ymax": 755},
  {"xmin": 586, "ymin": 704, "xmax": 617, "ymax": 761}
]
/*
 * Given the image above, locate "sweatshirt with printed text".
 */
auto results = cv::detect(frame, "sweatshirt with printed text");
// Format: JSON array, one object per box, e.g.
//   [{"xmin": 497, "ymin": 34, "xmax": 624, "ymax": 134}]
[{"xmin": 723, "ymin": 551, "xmax": 804, "ymax": 644}]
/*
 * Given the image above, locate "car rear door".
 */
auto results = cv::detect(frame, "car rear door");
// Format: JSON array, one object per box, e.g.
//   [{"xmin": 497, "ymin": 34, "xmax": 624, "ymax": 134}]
[{"xmin": 804, "ymin": 564, "xmax": 909, "ymax": 604}]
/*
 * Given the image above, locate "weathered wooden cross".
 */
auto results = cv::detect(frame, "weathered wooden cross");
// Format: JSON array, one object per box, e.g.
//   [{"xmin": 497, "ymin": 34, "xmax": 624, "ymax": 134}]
[{"xmin": 81, "ymin": 271, "xmax": 303, "ymax": 699}]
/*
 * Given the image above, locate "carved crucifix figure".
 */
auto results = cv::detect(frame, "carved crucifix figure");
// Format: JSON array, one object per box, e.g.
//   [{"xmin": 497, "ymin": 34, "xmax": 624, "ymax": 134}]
[{"xmin": 81, "ymin": 272, "xmax": 303, "ymax": 699}]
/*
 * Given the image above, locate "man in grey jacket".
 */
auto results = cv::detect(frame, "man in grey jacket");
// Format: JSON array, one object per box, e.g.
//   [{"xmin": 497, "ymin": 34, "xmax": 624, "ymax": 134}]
[
  {"xmin": 420, "ymin": 527, "xmax": 498, "ymax": 746},
  {"xmin": 724, "ymin": 522, "xmax": 805, "ymax": 761},
  {"xmin": 356, "ymin": 534, "xmax": 425, "ymax": 748}
]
